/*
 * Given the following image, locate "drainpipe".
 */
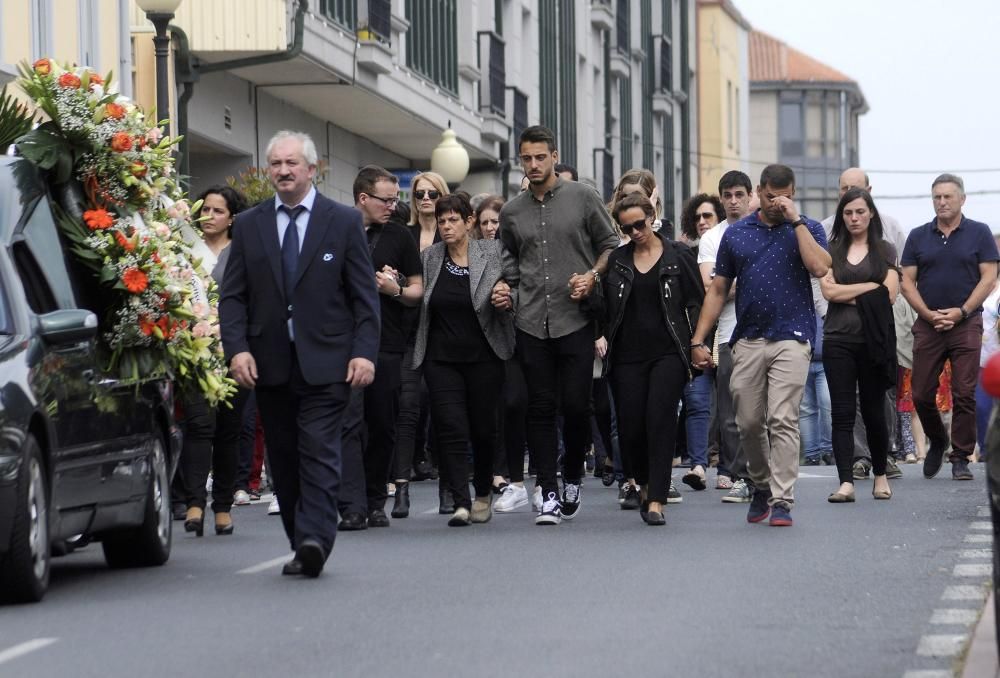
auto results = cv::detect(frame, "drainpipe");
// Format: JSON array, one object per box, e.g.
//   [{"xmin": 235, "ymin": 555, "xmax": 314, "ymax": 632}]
[{"xmin": 170, "ymin": 0, "xmax": 308, "ymax": 185}]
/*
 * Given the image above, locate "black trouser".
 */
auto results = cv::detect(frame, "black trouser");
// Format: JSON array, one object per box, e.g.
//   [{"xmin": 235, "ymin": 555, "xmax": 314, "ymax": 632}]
[
  {"xmin": 256, "ymin": 350, "xmax": 350, "ymax": 556},
  {"xmin": 181, "ymin": 387, "xmax": 250, "ymax": 513},
  {"xmin": 518, "ymin": 325, "xmax": 595, "ymax": 499},
  {"xmin": 716, "ymin": 342, "xmax": 749, "ymax": 482},
  {"xmin": 234, "ymin": 390, "xmax": 258, "ymax": 492},
  {"xmin": 497, "ymin": 359, "xmax": 529, "ymax": 482},
  {"xmin": 609, "ymin": 355, "xmax": 687, "ymax": 504},
  {"xmin": 592, "ymin": 377, "xmax": 616, "ymax": 465},
  {"xmin": 424, "ymin": 358, "xmax": 505, "ymax": 510},
  {"xmin": 823, "ymin": 340, "xmax": 890, "ymax": 485},
  {"xmin": 340, "ymin": 350, "xmax": 404, "ymax": 512},
  {"xmin": 392, "ymin": 344, "xmax": 422, "ymax": 481}
]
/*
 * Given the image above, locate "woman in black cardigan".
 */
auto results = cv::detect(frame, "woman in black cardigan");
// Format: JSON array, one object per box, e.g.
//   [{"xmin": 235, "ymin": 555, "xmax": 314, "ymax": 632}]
[
  {"xmin": 821, "ymin": 187, "xmax": 899, "ymax": 502},
  {"xmin": 602, "ymin": 193, "xmax": 704, "ymax": 525}
]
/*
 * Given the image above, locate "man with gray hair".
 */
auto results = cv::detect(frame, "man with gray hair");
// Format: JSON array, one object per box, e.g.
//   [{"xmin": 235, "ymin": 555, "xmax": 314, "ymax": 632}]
[
  {"xmin": 901, "ymin": 173, "xmax": 999, "ymax": 481},
  {"xmin": 822, "ymin": 167, "xmax": 906, "ymax": 259}
]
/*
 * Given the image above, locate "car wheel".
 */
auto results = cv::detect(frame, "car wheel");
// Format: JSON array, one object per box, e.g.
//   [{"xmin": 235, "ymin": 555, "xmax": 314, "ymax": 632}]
[
  {"xmin": 0, "ymin": 435, "xmax": 50, "ymax": 603},
  {"xmin": 102, "ymin": 436, "xmax": 171, "ymax": 568}
]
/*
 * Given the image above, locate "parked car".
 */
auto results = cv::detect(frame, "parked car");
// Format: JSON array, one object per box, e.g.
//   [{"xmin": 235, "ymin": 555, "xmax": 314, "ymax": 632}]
[{"xmin": 0, "ymin": 156, "xmax": 182, "ymax": 603}]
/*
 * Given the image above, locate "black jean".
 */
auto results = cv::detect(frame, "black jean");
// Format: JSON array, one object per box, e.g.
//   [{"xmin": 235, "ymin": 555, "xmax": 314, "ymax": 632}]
[
  {"xmin": 424, "ymin": 358, "xmax": 505, "ymax": 510},
  {"xmin": 823, "ymin": 340, "xmax": 890, "ymax": 484},
  {"xmin": 234, "ymin": 390, "xmax": 258, "ymax": 492},
  {"xmin": 498, "ymin": 359, "xmax": 529, "ymax": 482},
  {"xmin": 609, "ymin": 355, "xmax": 687, "ymax": 504},
  {"xmin": 340, "ymin": 350, "xmax": 404, "ymax": 512},
  {"xmin": 180, "ymin": 388, "xmax": 249, "ymax": 513},
  {"xmin": 392, "ymin": 344, "xmax": 424, "ymax": 482},
  {"xmin": 592, "ymin": 377, "xmax": 616, "ymax": 465},
  {"xmin": 518, "ymin": 325, "xmax": 595, "ymax": 498}
]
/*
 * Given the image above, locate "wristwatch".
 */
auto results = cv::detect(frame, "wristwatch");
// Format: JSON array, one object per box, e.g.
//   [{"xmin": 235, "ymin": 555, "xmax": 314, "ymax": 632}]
[
  {"xmin": 960, "ymin": 306, "xmax": 969, "ymax": 321},
  {"xmin": 590, "ymin": 269, "xmax": 600, "ymax": 283},
  {"xmin": 791, "ymin": 217, "xmax": 807, "ymax": 228},
  {"xmin": 392, "ymin": 285, "xmax": 403, "ymax": 299}
]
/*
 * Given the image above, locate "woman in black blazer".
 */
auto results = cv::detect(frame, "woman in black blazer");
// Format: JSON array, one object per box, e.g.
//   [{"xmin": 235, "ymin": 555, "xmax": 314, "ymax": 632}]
[{"xmin": 412, "ymin": 194, "xmax": 516, "ymax": 526}]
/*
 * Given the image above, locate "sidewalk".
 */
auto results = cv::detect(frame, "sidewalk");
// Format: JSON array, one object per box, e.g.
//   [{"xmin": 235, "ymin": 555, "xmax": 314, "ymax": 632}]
[{"xmin": 963, "ymin": 592, "xmax": 999, "ymax": 678}]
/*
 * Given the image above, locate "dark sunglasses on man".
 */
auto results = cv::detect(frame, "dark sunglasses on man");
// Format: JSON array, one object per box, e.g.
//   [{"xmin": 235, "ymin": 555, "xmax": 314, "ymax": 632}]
[{"xmin": 413, "ymin": 189, "xmax": 441, "ymax": 200}]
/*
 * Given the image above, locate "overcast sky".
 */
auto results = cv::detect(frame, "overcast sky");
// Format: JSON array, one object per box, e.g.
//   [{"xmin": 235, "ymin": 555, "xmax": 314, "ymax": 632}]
[{"xmin": 734, "ymin": 0, "xmax": 1000, "ymax": 232}]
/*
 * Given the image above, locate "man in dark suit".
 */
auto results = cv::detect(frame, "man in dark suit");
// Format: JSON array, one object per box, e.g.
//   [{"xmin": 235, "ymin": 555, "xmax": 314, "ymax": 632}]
[{"xmin": 221, "ymin": 130, "xmax": 380, "ymax": 577}]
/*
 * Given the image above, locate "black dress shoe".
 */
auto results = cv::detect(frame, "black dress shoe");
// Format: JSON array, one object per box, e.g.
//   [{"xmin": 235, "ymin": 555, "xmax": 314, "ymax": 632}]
[
  {"xmin": 952, "ymin": 458, "xmax": 974, "ymax": 481},
  {"xmin": 923, "ymin": 439, "xmax": 948, "ymax": 478},
  {"xmin": 411, "ymin": 460, "xmax": 435, "ymax": 481},
  {"xmin": 439, "ymin": 487, "xmax": 456, "ymax": 514},
  {"xmin": 391, "ymin": 482, "xmax": 410, "ymax": 518},
  {"xmin": 295, "ymin": 540, "xmax": 325, "ymax": 578},
  {"xmin": 645, "ymin": 510, "xmax": 665, "ymax": 526},
  {"xmin": 282, "ymin": 558, "xmax": 304, "ymax": 576},
  {"xmin": 367, "ymin": 509, "xmax": 390, "ymax": 527},
  {"xmin": 338, "ymin": 512, "xmax": 367, "ymax": 531}
]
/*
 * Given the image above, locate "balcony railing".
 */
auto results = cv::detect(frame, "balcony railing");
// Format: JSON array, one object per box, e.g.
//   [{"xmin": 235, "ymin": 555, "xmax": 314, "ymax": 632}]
[
  {"xmin": 406, "ymin": 0, "xmax": 458, "ymax": 93},
  {"xmin": 478, "ymin": 31, "xmax": 506, "ymax": 115},
  {"xmin": 320, "ymin": 0, "xmax": 356, "ymax": 30},
  {"xmin": 362, "ymin": 0, "xmax": 392, "ymax": 42},
  {"xmin": 657, "ymin": 36, "xmax": 672, "ymax": 92},
  {"xmin": 508, "ymin": 86, "xmax": 528, "ymax": 156},
  {"xmin": 615, "ymin": 0, "xmax": 630, "ymax": 55}
]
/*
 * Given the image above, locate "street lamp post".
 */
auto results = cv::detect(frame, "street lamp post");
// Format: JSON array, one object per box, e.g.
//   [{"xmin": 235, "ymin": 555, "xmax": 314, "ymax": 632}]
[
  {"xmin": 136, "ymin": 0, "xmax": 182, "ymax": 129},
  {"xmin": 430, "ymin": 126, "xmax": 470, "ymax": 192}
]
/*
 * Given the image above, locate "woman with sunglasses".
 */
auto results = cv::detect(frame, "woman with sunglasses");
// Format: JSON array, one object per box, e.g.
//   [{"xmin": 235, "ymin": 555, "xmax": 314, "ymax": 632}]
[
  {"xmin": 601, "ymin": 193, "xmax": 704, "ymax": 525},
  {"xmin": 408, "ymin": 171, "xmax": 449, "ymax": 252}
]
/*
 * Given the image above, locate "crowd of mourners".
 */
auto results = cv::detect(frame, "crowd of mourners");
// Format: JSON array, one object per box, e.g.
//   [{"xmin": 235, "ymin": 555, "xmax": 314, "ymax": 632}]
[{"xmin": 170, "ymin": 123, "xmax": 999, "ymax": 553}]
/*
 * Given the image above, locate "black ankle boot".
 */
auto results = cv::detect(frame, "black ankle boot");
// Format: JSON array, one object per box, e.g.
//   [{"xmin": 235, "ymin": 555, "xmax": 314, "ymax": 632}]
[
  {"xmin": 391, "ymin": 482, "xmax": 410, "ymax": 518},
  {"xmin": 438, "ymin": 485, "xmax": 455, "ymax": 514}
]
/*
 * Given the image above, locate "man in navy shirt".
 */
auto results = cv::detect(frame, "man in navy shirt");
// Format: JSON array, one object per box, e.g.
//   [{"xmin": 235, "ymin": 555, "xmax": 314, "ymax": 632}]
[
  {"xmin": 690, "ymin": 164, "xmax": 831, "ymax": 527},
  {"xmin": 901, "ymin": 173, "xmax": 999, "ymax": 481}
]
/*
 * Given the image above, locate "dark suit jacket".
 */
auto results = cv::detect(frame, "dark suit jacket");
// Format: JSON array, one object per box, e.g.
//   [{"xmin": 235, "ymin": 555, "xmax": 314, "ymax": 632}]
[{"xmin": 220, "ymin": 192, "xmax": 381, "ymax": 386}]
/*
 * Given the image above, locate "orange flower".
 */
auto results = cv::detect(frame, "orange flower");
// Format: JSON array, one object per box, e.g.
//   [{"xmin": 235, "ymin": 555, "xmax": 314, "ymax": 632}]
[
  {"xmin": 114, "ymin": 231, "xmax": 136, "ymax": 251},
  {"xmin": 122, "ymin": 268, "xmax": 148, "ymax": 294},
  {"xmin": 130, "ymin": 162, "xmax": 147, "ymax": 178},
  {"xmin": 88, "ymin": 72, "xmax": 103, "ymax": 85},
  {"xmin": 139, "ymin": 315, "xmax": 157, "ymax": 336},
  {"xmin": 33, "ymin": 59, "xmax": 51, "ymax": 76},
  {"xmin": 110, "ymin": 132, "xmax": 133, "ymax": 153},
  {"xmin": 58, "ymin": 73, "xmax": 81, "ymax": 89},
  {"xmin": 83, "ymin": 208, "xmax": 114, "ymax": 230},
  {"xmin": 105, "ymin": 102, "xmax": 126, "ymax": 119}
]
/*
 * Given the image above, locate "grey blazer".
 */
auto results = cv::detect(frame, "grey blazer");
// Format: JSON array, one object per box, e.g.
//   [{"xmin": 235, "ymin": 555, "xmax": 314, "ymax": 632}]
[{"xmin": 412, "ymin": 238, "xmax": 516, "ymax": 368}]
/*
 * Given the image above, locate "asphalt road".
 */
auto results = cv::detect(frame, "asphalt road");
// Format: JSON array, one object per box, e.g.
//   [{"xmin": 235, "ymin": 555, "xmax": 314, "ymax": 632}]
[{"xmin": 0, "ymin": 463, "xmax": 991, "ymax": 678}]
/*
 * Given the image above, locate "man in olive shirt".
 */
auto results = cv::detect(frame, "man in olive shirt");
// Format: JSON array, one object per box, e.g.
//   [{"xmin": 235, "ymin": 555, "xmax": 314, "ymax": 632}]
[{"xmin": 493, "ymin": 125, "xmax": 619, "ymax": 525}]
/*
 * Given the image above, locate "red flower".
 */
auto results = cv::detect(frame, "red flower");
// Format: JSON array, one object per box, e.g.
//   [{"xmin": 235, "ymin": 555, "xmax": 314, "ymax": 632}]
[
  {"xmin": 58, "ymin": 73, "xmax": 81, "ymax": 89},
  {"xmin": 122, "ymin": 268, "xmax": 148, "ymax": 294},
  {"xmin": 139, "ymin": 315, "xmax": 156, "ymax": 336},
  {"xmin": 33, "ymin": 59, "xmax": 51, "ymax": 76},
  {"xmin": 151, "ymin": 252, "xmax": 161, "ymax": 264},
  {"xmin": 110, "ymin": 132, "xmax": 133, "ymax": 153},
  {"xmin": 114, "ymin": 231, "xmax": 136, "ymax": 251},
  {"xmin": 83, "ymin": 208, "xmax": 114, "ymax": 230},
  {"xmin": 105, "ymin": 102, "xmax": 126, "ymax": 119}
]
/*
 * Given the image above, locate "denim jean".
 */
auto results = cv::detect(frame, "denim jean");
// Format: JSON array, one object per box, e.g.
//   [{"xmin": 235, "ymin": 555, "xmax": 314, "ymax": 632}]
[
  {"xmin": 800, "ymin": 361, "xmax": 832, "ymax": 460},
  {"xmin": 682, "ymin": 371, "xmax": 712, "ymax": 468}
]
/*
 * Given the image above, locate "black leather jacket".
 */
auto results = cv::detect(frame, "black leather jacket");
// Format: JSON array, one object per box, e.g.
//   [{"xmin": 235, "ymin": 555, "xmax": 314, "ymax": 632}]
[{"xmin": 600, "ymin": 233, "xmax": 705, "ymax": 379}]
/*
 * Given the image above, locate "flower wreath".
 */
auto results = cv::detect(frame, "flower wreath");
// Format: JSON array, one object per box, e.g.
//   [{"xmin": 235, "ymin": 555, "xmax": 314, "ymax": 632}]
[{"xmin": 14, "ymin": 59, "xmax": 236, "ymax": 407}]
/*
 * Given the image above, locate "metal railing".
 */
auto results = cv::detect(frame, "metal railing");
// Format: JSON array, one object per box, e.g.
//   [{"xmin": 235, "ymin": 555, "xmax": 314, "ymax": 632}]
[{"xmin": 478, "ymin": 31, "xmax": 506, "ymax": 115}]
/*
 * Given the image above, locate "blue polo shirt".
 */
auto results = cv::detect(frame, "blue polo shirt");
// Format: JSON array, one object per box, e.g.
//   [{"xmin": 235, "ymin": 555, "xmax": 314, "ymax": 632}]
[
  {"xmin": 900, "ymin": 216, "xmax": 998, "ymax": 313},
  {"xmin": 715, "ymin": 210, "xmax": 827, "ymax": 345}
]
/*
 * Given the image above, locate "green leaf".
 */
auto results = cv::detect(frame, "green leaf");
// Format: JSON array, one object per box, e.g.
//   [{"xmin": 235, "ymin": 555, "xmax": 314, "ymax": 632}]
[
  {"xmin": 0, "ymin": 85, "xmax": 36, "ymax": 150},
  {"xmin": 16, "ymin": 123, "xmax": 73, "ymax": 182},
  {"xmin": 100, "ymin": 265, "xmax": 118, "ymax": 283}
]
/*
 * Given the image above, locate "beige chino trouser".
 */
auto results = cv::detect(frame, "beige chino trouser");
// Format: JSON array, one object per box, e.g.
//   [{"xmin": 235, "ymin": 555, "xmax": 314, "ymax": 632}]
[{"xmin": 729, "ymin": 338, "xmax": 812, "ymax": 506}]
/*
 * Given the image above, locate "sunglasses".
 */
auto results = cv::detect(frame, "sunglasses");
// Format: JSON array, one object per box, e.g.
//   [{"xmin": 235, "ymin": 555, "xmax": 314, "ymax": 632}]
[
  {"xmin": 696, "ymin": 211, "xmax": 716, "ymax": 220},
  {"xmin": 620, "ymin": 218, "xmax": 649, "ymax": 235},
  {"xmin": 414, "ymin": 190, "xmax": 441, "ymax": 200}
]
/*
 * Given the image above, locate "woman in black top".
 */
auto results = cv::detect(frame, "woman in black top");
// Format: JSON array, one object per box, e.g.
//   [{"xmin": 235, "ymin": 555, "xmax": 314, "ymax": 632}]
[
  {"xmin": 821, "ymin": 188, "xmax": 899, "ymax": 502},
  {"xmin": 412, "ymin": 194, "xmax": 516, "ymax": 526},
  {"xmin": 602, "ymin": 193, "xmax": 704, "ymax": 525}
]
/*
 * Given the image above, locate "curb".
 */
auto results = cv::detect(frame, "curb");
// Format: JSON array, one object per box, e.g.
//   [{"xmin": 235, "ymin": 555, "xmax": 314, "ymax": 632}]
[{"xmin": 962, "ymin": 591, "xmax": 999, "ymax": 678}]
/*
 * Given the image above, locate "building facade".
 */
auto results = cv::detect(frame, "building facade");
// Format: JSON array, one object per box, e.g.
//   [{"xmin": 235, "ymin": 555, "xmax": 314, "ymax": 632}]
[
  {"xmin": 748, "ymin": 30, "xmax": 867, "ymax": 219},
  {"xmin": 696, "ymin": 0, "xmax": 750, "ymax": 195}
]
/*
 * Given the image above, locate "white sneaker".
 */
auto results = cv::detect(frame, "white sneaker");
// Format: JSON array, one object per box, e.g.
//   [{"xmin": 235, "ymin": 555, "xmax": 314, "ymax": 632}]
[
  {"xmin": 495, "ymin": 484, "xmax": 529, "ymax": 512},
  {"xmin": 534, "ymin": 491, "xmax": 562, "ymax": 525},
  {"xmin": 267, "ymin": 495, "xmax": 280, "ymax": 515},
  {"xmin": 233, "ymin": 490, "xmax": 251, "ymax": 506},
  {"xmin": 531, "ymin": 485, "xmax": 543, "ymax": 512}
]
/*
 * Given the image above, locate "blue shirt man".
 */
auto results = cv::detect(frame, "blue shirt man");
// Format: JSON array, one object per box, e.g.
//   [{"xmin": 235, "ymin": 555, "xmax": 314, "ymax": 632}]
[{"xmin": 689, "ymin": 164, "xmax": 831, "ymax": 527}]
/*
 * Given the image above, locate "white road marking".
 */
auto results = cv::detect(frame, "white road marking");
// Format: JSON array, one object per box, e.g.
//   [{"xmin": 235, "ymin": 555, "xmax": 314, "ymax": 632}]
[
  {"xmin": 237, "ymin": 555, "xmax": 289, "ymax": 574},
  {"xmin": 942, "ymin": 585, "xmax": 987, "ymax": 601},
  {"xmin": 929, "ymin": 609, "xmax": 980, "ymax": 625},
  {"xmin": 958, "ymin": 549, "xmax": 992, "ymax": 559},
  {"xmin": 903, "ymin": 671, "xmax": 952, "ymax": 678},
  {"xmin": 963, "ymin": 533, "xmax": 991, "ymax": 543},
  {"xmin": 916, "ymin": 634, "xmax": 966, "ymax": 657},
  {"xmin": 968, "ymin": 521, "xmax": 992, "ymax": 530},
  {"xmin": 952, "ymin": 563, "xmax": 992, "ymax": 577},
  {"xmin": 977, "ymin": 506, "xmax": 990, "ymax": 517},
  {"xmin": 0, "ymin": 638, "xmax": 58, "ymax": 666}
]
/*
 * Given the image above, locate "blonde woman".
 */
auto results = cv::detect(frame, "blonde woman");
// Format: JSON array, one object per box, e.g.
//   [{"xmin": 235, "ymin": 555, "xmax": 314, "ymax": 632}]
[{"xmin": 408, "ymin": 171, "xmax": 449, "ymax": 252}]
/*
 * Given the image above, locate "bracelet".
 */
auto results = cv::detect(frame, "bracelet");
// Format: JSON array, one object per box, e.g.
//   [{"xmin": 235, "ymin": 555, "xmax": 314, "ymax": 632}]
[
  {"xmin": 960, "ymin": 306, "xmax": 969, "ymax": 321},
  {"xmin": 690, "ymin": 342, "xmax": 707, "ymax": 350}
]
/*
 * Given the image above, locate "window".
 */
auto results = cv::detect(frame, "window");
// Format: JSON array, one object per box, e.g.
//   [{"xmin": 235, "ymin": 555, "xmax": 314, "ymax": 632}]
[
  {"xmin": 662, "ymin": 114, "xmax": 675, "ymax": 224},
  {"xmin": 640, "ymin": 0, "xmax": 654, "ymax": 169},
  {"xmin": 31, "ymin": 0, "xmax": 54, "ymax": 60},
  {"xmin": 78, "ymin": 0, "xmax": 99, "ymax": 68},
  {"xmin": 616, "ymin": 0, "xmax": 630, "ymax": 55},
  {"xmin": 727, "ymin": 80, "xmax": 733, "ymax": 149},
  {"xmin": 619, "ymin": 78, "xmax": 633, "ymax": 170},
  {"xmin": 538, "ymin": 0, "xmax": 576, "ymax": 165},
  {"xmin": 320, "ymin": 0, "xmax": 356, "ymax": 30},
  {"xmin": 734, "ymin": 86, "xmax": 740, "ymax": 153},
  {"xmin": 405, "ymin": 0, "xmax": 458, "ymax": 93},
  {"xmin": 779, "ymin": 100, "xmax": 804, "ymax": 159}
]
